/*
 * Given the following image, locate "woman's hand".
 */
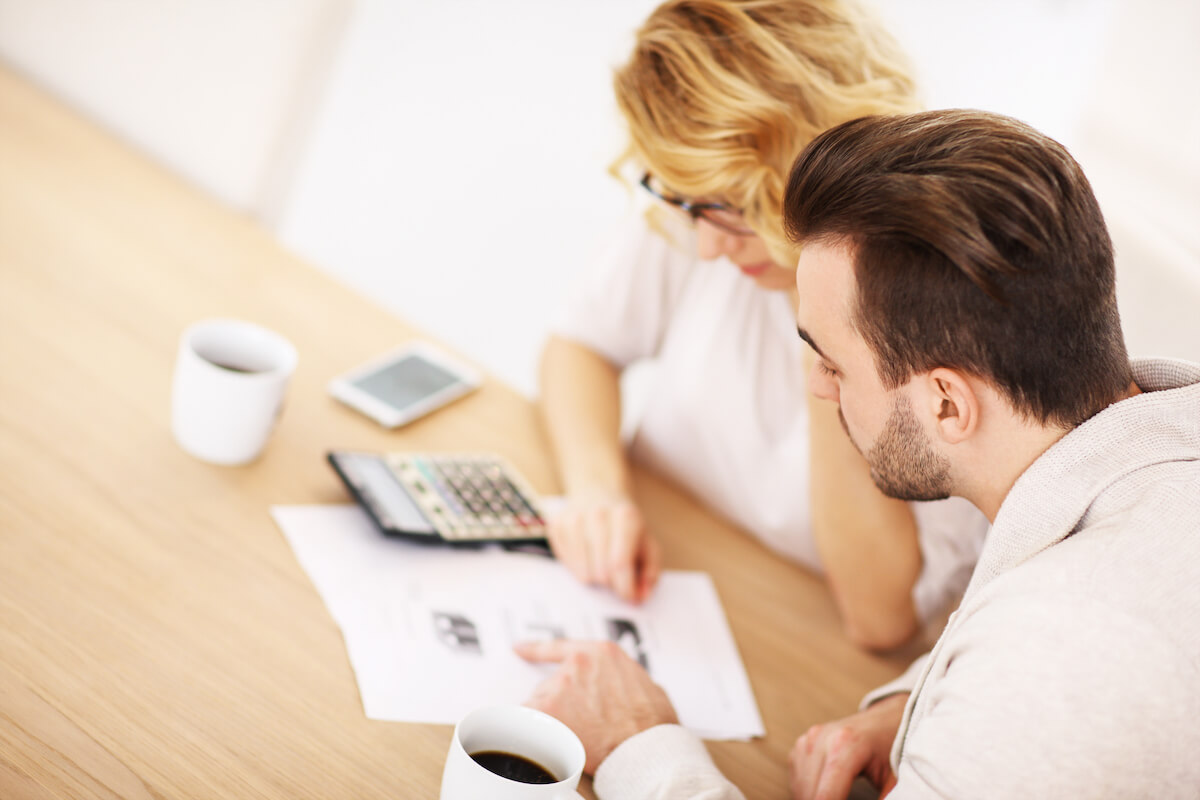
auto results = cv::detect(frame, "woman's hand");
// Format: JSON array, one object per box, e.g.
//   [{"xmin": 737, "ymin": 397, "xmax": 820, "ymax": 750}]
[{"xmin": 546, "ymin": 491, "xmax": 662, "ymax": 603}]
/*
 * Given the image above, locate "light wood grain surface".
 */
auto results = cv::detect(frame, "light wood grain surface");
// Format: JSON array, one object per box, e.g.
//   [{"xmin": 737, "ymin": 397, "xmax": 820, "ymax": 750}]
[{"xmin": 0, "ymin": 64, "xmax": 925, "ymax": 799}]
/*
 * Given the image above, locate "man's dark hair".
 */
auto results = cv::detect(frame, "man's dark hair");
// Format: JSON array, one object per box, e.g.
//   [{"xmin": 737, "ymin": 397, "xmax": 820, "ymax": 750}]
[{"xmin": 783, "ymin": 109, "xmax": 1132, "ymax": 428}]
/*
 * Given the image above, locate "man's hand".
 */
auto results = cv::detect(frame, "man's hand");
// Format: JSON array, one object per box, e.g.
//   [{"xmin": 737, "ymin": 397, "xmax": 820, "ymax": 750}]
[
  {"xmin": 789, "ymin": 693, "xmax": 908, "ymax": 800},
  {"xmin": 545, "ymin": 493, "xmax": 662, "ymax": 603},
  {"xmin": 517, "ymin": 640, "xmax": 678, "ymax": 774}
]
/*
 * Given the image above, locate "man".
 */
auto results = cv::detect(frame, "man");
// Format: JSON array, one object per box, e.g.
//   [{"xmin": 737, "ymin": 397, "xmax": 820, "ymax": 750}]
[{"xmin": 517, "ymin": 109, "xmax": 1200, "ymax": 798}]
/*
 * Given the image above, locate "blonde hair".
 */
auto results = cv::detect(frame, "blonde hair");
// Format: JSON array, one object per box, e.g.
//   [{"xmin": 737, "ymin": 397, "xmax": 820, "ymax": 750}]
[{"xmin": 614, "ymin": 0, "xmax": 920, "ymax": 264}]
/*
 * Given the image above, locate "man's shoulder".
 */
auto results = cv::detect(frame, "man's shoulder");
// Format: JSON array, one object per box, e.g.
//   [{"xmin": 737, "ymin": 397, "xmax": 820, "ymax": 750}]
[
  {"xmin": 905, "ymin": 584, "xmax": 1200, "ymax": 798},
  {"xmin": 972, "ymin": 486, "xmax": 1200, "ymax": 660}
]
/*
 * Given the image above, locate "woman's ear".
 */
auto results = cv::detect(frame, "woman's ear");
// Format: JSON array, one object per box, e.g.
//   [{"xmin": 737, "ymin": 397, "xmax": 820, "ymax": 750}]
[{"xmin": 926, "ymin": 367, "xmax": 978, "ymax": 445}]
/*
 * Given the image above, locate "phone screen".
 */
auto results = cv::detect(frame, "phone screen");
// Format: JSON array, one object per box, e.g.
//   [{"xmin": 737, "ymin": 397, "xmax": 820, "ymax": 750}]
[{"xmin": 351, "ymin": 354, "xmax": 464, "ymax": 411}]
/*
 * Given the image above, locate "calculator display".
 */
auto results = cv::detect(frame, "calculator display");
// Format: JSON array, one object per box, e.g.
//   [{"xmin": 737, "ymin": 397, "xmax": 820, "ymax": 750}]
[{"xmin": 339, "ymin": 452, "xmax": 437, "ymax": 535}]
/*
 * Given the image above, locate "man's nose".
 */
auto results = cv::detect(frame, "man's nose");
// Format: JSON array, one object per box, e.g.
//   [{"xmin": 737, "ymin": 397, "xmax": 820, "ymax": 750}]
[{"xmin": 808, "ymin": 362, "xmax": 839, "ymax": 402}]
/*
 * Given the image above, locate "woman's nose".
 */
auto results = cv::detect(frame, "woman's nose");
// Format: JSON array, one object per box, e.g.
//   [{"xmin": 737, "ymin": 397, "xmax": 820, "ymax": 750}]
[{"xmin": 695, "ymin": 218, "xmax": 741, "ymax": 260}]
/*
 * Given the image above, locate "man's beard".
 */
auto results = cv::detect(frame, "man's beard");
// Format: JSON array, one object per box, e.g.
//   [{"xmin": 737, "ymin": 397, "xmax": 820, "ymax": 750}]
[{"xmin": 841, "ymin": 397, "xmax": 952, "ymax": 501}]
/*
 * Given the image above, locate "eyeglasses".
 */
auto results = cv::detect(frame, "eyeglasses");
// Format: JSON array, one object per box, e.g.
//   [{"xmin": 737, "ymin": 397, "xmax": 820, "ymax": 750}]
[{"xmin": 639, "ymin": 172, "xmax": 756, "ymax": 236}]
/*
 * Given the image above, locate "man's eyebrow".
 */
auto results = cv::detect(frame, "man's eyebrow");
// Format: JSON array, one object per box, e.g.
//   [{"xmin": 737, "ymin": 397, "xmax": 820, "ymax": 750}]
[
  {"xmin": 797, "ymin": 326, "xmax": 842, "ymax": 370},
  {"xmin": 796, "ymin": 326, "xmax": 825, "ymax": 358}
]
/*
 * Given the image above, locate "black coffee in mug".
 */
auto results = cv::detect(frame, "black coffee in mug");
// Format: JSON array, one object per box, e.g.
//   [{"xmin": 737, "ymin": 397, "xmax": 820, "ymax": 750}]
[
  {"xmin": 207, "ymin": 360, "xmax": 260, "ymax": 374},
  {"xmin": 469, "ymin": 750, "xmax": 558, "ymax": 784}
]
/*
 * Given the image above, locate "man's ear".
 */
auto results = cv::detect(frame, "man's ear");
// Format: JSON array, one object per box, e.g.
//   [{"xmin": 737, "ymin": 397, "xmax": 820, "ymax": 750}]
[{"xmin": 925, "ymin": 368, "xmax": 978, "ymax": 444}]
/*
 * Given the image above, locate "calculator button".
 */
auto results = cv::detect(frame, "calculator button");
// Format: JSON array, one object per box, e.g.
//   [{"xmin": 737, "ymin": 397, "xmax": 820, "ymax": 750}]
[{"xmin": 382, "ymin": 453, "xmax": 547, "ymax": 542}]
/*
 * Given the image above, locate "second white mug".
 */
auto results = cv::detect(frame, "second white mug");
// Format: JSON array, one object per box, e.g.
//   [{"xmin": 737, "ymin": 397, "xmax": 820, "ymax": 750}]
[{"xmin": 170, "ymin": 318, "xmax": 297, "ymax": 466}]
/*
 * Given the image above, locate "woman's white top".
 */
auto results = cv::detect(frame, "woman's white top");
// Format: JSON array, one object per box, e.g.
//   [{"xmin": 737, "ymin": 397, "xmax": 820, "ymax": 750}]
[{"xmin": 550, "ymin": 216, "xmax": 989, "ymax": 621}]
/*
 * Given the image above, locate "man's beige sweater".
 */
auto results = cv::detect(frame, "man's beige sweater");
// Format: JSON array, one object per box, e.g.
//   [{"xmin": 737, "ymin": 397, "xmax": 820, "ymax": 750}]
[{"xmin": 596, "ymin": 358, "xmax": 1200, "ymax": 799}]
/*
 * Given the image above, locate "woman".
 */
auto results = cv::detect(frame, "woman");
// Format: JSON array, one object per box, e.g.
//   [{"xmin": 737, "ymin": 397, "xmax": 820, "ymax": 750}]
[{"xmin": 539, "ymin": 0, "xmax": 987, "ymax": 649}]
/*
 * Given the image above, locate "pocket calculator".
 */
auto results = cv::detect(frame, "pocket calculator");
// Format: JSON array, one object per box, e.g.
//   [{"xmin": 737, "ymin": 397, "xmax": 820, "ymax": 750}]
[{"xmin": 327, "ymin": 450, "xmax": 548, "ymax": 546}]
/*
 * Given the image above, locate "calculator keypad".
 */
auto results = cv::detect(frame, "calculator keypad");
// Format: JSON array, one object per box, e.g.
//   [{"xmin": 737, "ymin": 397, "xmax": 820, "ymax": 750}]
[{"xmin": 386, "ymin": 454, "xmax": 546, "ymax": 541}]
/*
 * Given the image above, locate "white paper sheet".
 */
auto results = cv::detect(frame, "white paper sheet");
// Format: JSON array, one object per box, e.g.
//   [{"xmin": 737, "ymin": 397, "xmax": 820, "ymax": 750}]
[{"xmin": 270, "ymin": 505, "xmax": 764, "ymax": 740}]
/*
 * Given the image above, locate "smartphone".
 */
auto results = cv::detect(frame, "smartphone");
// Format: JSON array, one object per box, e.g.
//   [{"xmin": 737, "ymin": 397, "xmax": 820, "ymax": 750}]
[{"xmin": 328, "ymin": 341, "xmax": 480, "ymax": 428}]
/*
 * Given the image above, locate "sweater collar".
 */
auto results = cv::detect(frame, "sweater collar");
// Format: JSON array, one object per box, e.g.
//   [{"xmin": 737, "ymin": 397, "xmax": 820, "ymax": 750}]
[{"xmin": 960, "ymin": 358, "xmax": 1200, "ymax": 600}]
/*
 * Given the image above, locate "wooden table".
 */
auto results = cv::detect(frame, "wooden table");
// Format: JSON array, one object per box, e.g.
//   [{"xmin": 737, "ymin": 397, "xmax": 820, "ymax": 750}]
[{"xmin": 0, "ymin": 65, "xmax": 924, "ymax": 798}]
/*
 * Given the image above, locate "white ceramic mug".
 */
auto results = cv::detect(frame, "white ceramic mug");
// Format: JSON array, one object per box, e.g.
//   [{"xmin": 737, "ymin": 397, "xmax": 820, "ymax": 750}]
[
  {"xmin": 440, "ymin": 706, "xmax": 586, "ymax": 800},
  {"xmin": 170, "ymin": 318, "xmax": 297, "ymax": 465}
]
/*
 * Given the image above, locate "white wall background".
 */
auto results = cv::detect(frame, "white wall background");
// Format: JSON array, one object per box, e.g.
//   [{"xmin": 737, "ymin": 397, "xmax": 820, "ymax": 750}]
[
  {"xmin": 2, "ymin": 0, "xmax": 1196, "ymax": 394},
  {"xmin": 0, "ymin": 0, "xmax": 352, "ymax": 222},
  {"xmin": 276, "ymin": 0, "xmax": 662, "ymax": 395}
]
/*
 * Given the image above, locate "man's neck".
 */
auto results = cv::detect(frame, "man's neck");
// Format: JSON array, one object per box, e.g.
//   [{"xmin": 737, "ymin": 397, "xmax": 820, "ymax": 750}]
[
  {"xmin": 965, "ymin": 380, "xmax": 1143, "ymax": 522},
  {"xmin": 966, "ymin": 424, "xmax": 1069, "ymax": 522}
]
